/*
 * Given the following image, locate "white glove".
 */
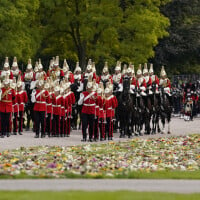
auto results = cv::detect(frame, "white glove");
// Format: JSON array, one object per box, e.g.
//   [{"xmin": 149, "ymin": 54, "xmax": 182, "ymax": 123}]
[
  {"xmin": 118, "ymin": 84, "xmax": 123, "ymax": 92},
  {"xmin": 140, "ymin": 86, "xmax": 146, "ymax": 91},
  {"xmin": 78, "ymin": 93, "xmax": 84, "ymax": 105},
  {"xmin": 31, "ymin": 89, "xmax": 36, "ymax": 103},
  {"xmin": 77, "ymin": 83, "xmax": 83, "ymax": 92},
  {"xmin": 30, "ymin": 81, "xmax": 36, "ymax": 90}
]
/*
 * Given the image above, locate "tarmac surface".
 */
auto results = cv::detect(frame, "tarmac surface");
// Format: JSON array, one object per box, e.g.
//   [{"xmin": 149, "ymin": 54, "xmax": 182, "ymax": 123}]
[{"xmin": 0, "ymin": 118, "xmax": 200, "ymax": 152}]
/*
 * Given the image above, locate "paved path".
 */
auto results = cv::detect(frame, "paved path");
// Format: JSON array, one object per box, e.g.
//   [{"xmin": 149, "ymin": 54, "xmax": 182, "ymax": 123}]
[
  {"xmin": 0, "ymin": 118, "xmax": 199, "ymax": 152},
  {"xmin": 0, "ymin": 179, "xmax": 199, "ymax": 193}
]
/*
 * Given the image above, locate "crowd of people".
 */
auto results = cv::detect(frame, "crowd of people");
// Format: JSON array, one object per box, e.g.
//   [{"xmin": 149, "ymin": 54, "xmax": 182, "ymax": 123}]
[{"xmin": 0, "ymin": 55, "xmax": 189, "ymax": 141}]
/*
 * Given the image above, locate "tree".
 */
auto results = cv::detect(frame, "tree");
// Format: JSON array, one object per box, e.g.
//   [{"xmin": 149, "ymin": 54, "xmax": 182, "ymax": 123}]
[
  {"xmin": 40, "ymin": 0, "xmax": 170, "ymax": 70},
  {"xmin": 0, "ymin": 0, "xmax": 42, "ymax": 66},
  {"xmin": 153, "ymin": 0, "xmax": 200, "ymax": 75}
]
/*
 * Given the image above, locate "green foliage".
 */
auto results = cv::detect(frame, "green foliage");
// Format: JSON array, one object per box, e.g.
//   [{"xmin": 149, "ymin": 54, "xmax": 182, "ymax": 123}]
[
  {"xmin": 40, "ymin": 0, "xmax": 170, "ymax": 70},
  {"xmin": 0, "ymin": 191, "xmax": 199, "ymax": 200},
  {"xmin": 153, "ymin": 0, "xmax": 200, "ymax": 75},
  {"xmin": 0, "ymin": 0, "xmax": 41, "ymax": 64}
]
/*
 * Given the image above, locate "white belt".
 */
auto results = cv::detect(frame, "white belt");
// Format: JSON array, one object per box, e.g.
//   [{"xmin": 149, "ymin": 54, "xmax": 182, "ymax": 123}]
[
  {"xmin": 83, "ymin": 103, "xmax": 95, "ymax": 106},
  {"xmin": 107, "ymin": 107, "xmax": 112, "ymax": 110},
  {"xmin": 36, "ymin": 101, "xmax": 46, "ymax": 104},
  {"xmin": 46, "ymin": 103, "xmax": 52, "ymax": 106},
  {"xmin": 13, "ymin": 103, "xmax": 18, "ymax": 106},
  {"xmin": 95, "ymin": 106, "xmax": 99, "ymax": 108},
  {"xmin": 99, "ymin": 108, "xmax": 103, "ymax": 111},
  {"xmin": 52, "ymin": 105, "xmax": 61, "ymax": 107}
]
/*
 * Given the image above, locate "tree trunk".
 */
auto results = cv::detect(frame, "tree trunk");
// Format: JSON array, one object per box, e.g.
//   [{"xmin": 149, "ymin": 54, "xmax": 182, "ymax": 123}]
[{"xmin": 78, "ymin": 41, "xmax": 86, "ymax": 71}]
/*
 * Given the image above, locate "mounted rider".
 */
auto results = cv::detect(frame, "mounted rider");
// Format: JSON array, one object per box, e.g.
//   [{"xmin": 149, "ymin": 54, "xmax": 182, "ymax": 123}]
[
  {"xmin": 98, "ymin": 61, "xmax": 113, "ymax": 88},
  {"xmin": 159, "ymin": 66, "xmax": 172, "ymax": 106},
  {"xmin": 136, "ymin": 64, "xmax": 147, "ymax": 96}
]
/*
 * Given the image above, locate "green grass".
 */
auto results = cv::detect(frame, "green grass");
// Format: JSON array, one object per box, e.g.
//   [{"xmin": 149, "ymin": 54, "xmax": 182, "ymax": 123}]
[
  {"xmin": 0, "ymin": 170, "xmax": 200, "ymax": 180},
  {"xmin": 0, "ymin": 191, "xmax": 199, "ymax": 200}
]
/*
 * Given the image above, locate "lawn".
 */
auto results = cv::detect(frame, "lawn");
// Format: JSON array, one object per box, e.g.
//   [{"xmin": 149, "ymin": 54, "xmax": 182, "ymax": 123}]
[
  {"xmin": 0, "ymin": 134, "xmax": 199, "ymax": 179},
  {"xmin": 0, "ymin": 191, "xmax": 199, "ymax": 200}
]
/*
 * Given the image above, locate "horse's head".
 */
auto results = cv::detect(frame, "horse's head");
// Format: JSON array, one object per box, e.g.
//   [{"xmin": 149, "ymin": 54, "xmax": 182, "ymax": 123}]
[
  {"xmin": 83, "ymin": 77, "xmax": 88, "ymax": 91},
  {"xmin": 123, "ymin": 76, "xmax": 130, "ymax": 94},
  {"xmin": 151, "ymin": 82, "xmax": 157, "ymax": 93}
]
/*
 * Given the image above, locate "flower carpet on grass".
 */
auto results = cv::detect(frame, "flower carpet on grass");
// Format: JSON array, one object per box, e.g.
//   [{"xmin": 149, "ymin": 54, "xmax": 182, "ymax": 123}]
[{"xmin": 0, "ymin": 135, "xmax": 199, "ymax": 178}]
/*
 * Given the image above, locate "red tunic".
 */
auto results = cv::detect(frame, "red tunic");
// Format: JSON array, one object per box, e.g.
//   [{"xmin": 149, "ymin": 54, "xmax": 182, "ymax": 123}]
[
  {"xmin": 33, "ymin": 89, "xmax": 49, "ymax": 112},
  {"xmin": 17, "ymin": 91, "xmax": 28, "ymax": 111},
  {"xmin": 95, "ymin": 95, "xmax": 101, "ymax": 117},
  {"xmin": 52, "ymin": 95, "xmax": 62, "ymax": 116},
  {"xmin": 137, "ymin": 77, "xmax": 147, "ymax": 88},
  {"xmin": 0, "ymin": 87, "xmax": 16, "ymax": 113},
  {"xmin": 104, "ymin": 95, "xmax": 118, "ymax": 118},
  {"xmin": 98, "ymin": 96, "xmax": 105, "ymax": 119},
  {"xmin": 81, "ymin": 91, "xmax": 97, "ymax": 115},
  {"xmin": 46, "ymin": 92, "xmax": 54, "ymax": 114}
]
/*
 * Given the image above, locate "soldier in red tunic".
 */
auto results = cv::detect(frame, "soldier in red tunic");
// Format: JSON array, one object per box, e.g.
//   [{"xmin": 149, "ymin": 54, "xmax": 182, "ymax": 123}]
[
  {"xmin": 0, "ymin": 77, "xmax": 16, "ymax": 137},
  {"xmin": 104, "ymin": 87, "xmax": 118, "ymax": 140},
  {"xmin": 63, "ymin": 82, "xmax": 71, "ymax": 137},
  {"xmin": 78, "ymin": 81, "xmax": 97, "ymax": 142},
  {"xmin": 52, "ymin": 86, "xmax": 62, "ymax": 137},
  {"xmin": 16, "ymin": 79, "xmax": 28, "ymax": 135},
  {"xmin": 45, "ymin": 80, "xmax": 54, "ymax": 137},
  {"xmin": 31, "ymin": 79, "xmax": 49, "ymax": 138},
  {"xmin": 97, "ymin": 87, "xmax": 106, "ymax": 141}
]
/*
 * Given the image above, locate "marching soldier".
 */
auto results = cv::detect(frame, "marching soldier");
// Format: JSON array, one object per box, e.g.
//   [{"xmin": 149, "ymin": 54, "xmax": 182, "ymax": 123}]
[
  {"xmin": 104, "ymin": 87, "xmax": 118, "ymax": 140},
  {"xmin": 0, "ymin": 76, "xmax": 16, "ymax": 138},
  {"xmin": 98, "ymin": 85, "xmax": 106, "ymax": 141},
  {"xmin": 16, "ymin": 77, "xmax": 28, "ymax": 135},
  {"xmin": 52, "ymin": 86, "xmax": 62, "ymax": 137},
  {"xmin": 44, "ymin": 79, "xmax": 53, "ymax": 137},
  {"xmin": 78, "ymin": 79, "xmax": 97, "ymax": 142},
  {"xmin": 31, "ymin": 79, "xmax": 49, "ymax": 138},
  {"xmin": 64, "ymin": 82, "xmax": 71, "ymax": 137}
]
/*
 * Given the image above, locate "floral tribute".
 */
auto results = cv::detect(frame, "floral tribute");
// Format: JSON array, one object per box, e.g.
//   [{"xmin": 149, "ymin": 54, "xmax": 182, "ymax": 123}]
[{"xmin": 0, "ymin": 135, "xmax": 199, "ymax": 178}]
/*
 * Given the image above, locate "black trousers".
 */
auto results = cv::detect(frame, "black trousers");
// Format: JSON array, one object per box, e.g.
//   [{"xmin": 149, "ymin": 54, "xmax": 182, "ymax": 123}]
[
  {"xmin": 13, "ymin": 112, "xmax": 18, "ymax": 133},
  {"xmin": 52, "ymin": 114, "xmax": 60, "ymax": 135},
  {"xmin": 34, "ymin": 111, "xmax": 45, "ymax": 136},
  {"xmin": 13, "ymin": 111, "xmax": 24, "ymax": 133},
  {"xmin": 105, "ymin": 117, "xmax": 113, "ymax": 138},
  {"xmin": 46, "ymin": 113, "xmax": 52, "ymax": 134},
  {"xmin": 81, "ymin": 113, "xmax": 95, "ymax": 139},
  {"xmin": 1, "ymin": 112, "xmax": 11, "ymax": 135},
  {"xmin": 94, "ymin": 117, "xmax": 99, "ymax": 139},
  {"xmin": 99, "ymin": 118, "xmax": 105, "ymax": 139}
]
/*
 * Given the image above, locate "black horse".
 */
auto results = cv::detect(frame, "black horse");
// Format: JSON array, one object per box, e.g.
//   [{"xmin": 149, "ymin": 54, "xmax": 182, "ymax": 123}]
[
  {"xmin": 151, "ymin": 83, "xmax": 161, "ymax": 134},
  {"xmin": 118, "ymin": 77, "xmax": 133, "ymax": 138},
  {"xmin": 24, "ymin": 81, "xmax": 34, "ymax": 131},
  {"xmin": 159, "ymin": 87, "xmax": 172, "ymax": 134}
]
